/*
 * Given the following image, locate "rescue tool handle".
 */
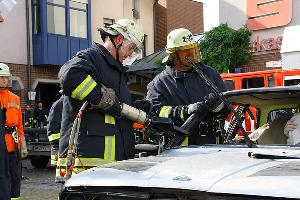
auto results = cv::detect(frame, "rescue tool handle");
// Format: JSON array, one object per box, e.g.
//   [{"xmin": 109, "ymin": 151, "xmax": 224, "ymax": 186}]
[{"xmin": 185, "ymin": 57, "xmax": 255, "ymax": 148}]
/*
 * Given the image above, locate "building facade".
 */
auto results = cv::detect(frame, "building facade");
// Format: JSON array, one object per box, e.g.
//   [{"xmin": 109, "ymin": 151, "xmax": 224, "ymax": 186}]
[
  {"xmin": 0, "ymin": 0, "xmax": 155, "ymax": 108},
  {"xmin": 154, "ymin": 0, "xmax": 204, "ymax": 51},
  {"xmin": 196, "ymin": 0, "xmax": 300, "ymax": 72}
]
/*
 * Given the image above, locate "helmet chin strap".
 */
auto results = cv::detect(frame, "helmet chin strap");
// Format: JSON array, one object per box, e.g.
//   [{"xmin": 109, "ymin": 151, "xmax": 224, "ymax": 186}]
[{"xmin": 109, "ymin": 36, "xmax": 123, "ymax": 63}]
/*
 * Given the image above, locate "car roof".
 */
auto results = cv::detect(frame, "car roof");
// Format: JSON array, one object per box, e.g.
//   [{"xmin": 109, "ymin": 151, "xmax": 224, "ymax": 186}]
[{"xmin": 224, "ymin": 86, "xmax": 300, "ymax": 107}]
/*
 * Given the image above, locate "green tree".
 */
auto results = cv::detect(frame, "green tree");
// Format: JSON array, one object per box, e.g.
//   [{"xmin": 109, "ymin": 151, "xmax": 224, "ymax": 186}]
[{"xmin": 199, "ymin": 23, "xmax": 252, "ymax": 73}]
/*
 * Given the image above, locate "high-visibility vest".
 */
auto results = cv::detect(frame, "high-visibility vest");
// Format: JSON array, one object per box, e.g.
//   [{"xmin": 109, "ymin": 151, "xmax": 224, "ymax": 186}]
[{"xmin": 0, "ymin": 89, "xmax": 25, "ymax": 152}]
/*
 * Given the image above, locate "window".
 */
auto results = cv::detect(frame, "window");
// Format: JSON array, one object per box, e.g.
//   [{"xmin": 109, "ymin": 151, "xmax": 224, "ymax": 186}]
[
  {"xmin": 32, "ymin": 0, "xmax": 41, "ymax": 34},
  {"xmin": 284, "ymin": 79, "xmax": 300, "ymax": 86},
  {"xmin": 47, "ymin": 0, "xmax": 66, "ymax": 35},
  {"xmin": 103, "ymin": 18, "xmax": 114, "ymax": 28},
  {"xmin": 268, "ymin": 75, "xmax": 275, "ymax": 87},
  {"xmin": 224, "ymin": 80, "xmax": 235, "ymax": 91},
  {"xmin": 69, "ymin": 0, "xmax": 88, "ymax": 38},
  {"xmin": 132, "ymin": 0, "xmax": 140, "ymax": 19},
  {"xmin": 242, "ymin": 77, "xmax": 264, "ymax": 89}
]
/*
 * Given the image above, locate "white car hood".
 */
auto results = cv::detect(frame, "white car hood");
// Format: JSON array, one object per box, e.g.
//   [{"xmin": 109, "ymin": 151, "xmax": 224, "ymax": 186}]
[{"xmin": 65, "ymin": 146, "xmax": 300, "ymax": 198}]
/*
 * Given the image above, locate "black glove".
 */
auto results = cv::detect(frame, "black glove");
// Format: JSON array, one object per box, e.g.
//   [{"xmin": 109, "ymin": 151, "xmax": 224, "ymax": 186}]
[
  {"xmin": 133, "ymin": 99, "xmax": 152, "ymax": 114},
  {"xmin": 106, "ymin": 100, "xmax": 122, "ymax": 117},
  {"xmin": 205, "ymin": 93, "xmax": 224, "ymax": 113},
  {"xmin": 205, "ymin": 93, "xmax": 230, "ymax": 118}
]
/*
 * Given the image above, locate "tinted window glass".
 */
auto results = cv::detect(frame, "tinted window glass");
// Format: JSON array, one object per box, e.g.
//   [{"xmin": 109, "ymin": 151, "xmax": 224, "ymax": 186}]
[
  {"xmin": 242, "ymin": 77, "xmax": 264, "ymax": 89},
  {"xmin": 268, "ymin": 75, "xmax": 275, "ymax": 87},
  {"xmin": 224, "ymin": 80, "xmax": 235, "ymax": 91},
  {"xmin": 284, "ymin": 79, "xmax": 300, "ymax": 86}
]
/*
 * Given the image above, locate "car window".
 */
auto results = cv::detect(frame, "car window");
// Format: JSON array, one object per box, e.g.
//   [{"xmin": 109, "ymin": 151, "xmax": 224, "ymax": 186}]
[
  {"xmin": 284, "ymin": 79, "xmax": 300, "ymax": 86},
  {"xmin": 242, "ymin": 77, "xmax": 264, "ymax": 89},
  {"xmin": 224, "ymin": 80, "xmax": 235, "ymax": 91},
  {"xmin": 268, "ymin": 75, "xmax": 275, "ymax": 87}
]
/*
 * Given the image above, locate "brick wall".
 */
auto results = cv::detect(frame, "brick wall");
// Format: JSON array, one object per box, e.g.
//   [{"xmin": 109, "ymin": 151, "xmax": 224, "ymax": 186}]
[
  {"xmin": 9, "ymin": 64, "xmax": 60, "ymax": 108},
  {"xmin": 154, "ymin": 0, "xmax": 203, "ymax": 51},
  {"xmin": 155, "ymin": 0, "xmax": 167, "ymax": 51},
  {"xmin": 166, "ymin": 0, "xmax": 203, "ymax": 34},
  {"xmin": 241, "ymin": 50, "xmax": 282, "ymax": 72}
]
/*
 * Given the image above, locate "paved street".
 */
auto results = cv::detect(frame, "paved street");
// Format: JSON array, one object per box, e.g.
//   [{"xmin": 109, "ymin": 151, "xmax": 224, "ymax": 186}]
[{"xmin": 21, "ymin": 159, "xmax": 60, "ymax": 200}]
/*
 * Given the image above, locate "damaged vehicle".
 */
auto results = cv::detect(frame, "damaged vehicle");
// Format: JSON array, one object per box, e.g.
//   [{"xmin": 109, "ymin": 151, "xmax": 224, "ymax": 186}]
[{"xmin": 59, "ymin": 86, "xmax": 300, "ymax": 200}]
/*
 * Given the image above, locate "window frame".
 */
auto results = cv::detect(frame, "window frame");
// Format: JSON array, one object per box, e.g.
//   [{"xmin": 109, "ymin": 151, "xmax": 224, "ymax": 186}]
[
  {"xmin": 69, "ymin": 0, "xmax": 88, "ymax": 38},
  {"xmin": 46, "ymin": 0, "xmax": 67, "ymax": 36}
]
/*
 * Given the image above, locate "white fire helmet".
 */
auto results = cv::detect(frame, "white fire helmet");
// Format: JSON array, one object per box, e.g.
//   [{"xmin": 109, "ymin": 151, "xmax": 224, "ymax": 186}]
[
  {"xmin": 0, "ymin": 63, "xmax": 11, "ymax": 77},
  {"xmin": 99, "ymin": 19, "xmax": 144, "ymax": 49},
  {"xmin": 99, "ymin": 19, "xmax": 144, "ymax": 65},
  {"xmin": 166, "ymin": 28, "xmax": 198, "ymax": 54}
]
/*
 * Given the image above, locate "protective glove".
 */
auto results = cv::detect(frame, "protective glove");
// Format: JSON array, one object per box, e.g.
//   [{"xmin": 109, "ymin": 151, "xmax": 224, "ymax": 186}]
[
  {"xmin": 187, "ymin": 102, "xmax": 208, "ymax": 115},
  {"xmin": 21, "ymin": 141, "xmax": 28, "ymax": 159},
  {"xmin": 284, "ymin": 119, "xmax": 297, "ymax": 137},
  {"xmin": 205, "ymin": 93, "xmax": 224, "ymax": 113},
  {"xmin": 133, "ymin": 99, "xmax": 152, "ymax": 114},
  {"xmin": 92, "ymin": 85, "xmax": 122, "ymax": 116}
]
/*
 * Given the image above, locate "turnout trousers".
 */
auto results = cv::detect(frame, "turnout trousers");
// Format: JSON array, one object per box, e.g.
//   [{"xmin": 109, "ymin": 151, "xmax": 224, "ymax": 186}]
[{"xmin": 8, "ymin": 151, "xmax": 21, "ymax": 199}]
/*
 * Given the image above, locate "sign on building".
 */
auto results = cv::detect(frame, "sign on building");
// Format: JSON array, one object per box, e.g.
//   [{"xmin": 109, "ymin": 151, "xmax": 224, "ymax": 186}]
[
  {"xmin": 247, "ymin": 0, "xmax": 292, "ymax": 31},
  {"xmin": 266, "ymin": 61, "xmax": 282, "ymax": 68}
]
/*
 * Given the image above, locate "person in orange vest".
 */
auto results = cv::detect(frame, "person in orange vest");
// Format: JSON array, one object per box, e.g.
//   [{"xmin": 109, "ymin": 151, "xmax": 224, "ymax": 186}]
[{"xmin": 0, "ymin": 63, "xmax": 27, "ymax": 200}]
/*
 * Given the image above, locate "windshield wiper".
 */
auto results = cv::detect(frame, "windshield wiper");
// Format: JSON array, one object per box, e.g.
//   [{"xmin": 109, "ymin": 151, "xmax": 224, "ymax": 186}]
[{"xmin": 248, "ymin": 152, "xmax": 300, "ymax": 159}]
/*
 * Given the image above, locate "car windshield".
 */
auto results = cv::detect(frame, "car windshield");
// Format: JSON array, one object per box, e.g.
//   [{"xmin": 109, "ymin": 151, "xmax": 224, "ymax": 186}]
[{"xmin": 223, "ymin": 86, "xmax": 300, "ymax": 147}]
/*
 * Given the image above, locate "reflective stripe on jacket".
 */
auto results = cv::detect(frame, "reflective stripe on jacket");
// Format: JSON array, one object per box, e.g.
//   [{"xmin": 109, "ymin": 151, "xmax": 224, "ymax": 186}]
[
  {"xmin": 47, "ymin": 97, "xmax": 63, "ymax": 145},
  {"xmin": 146, "ymin": 64, "xmax": 226, "ymax": 145},
  {"xmin": 58, "ymin": 43, "xmax": 134, "ymax": 170},
  {"xmin": 56, "ymin": 134, "xmax": 117, "ymax": 178},
  {"xmin": 0, "ymin": 89, "xmax": 24, "ymax": 152}
]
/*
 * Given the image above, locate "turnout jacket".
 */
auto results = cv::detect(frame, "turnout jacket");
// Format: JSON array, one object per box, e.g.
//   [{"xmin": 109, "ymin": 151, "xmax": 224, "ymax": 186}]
[
  {"xmin": 58, "ymin": 43, "xmax": 134, "ymax": 168},
  {"xmin": 0, "ymin": 109, "xmax": 10, "ymax": 200},
  {"xmin": 146, "ymin": 63, "xmax": 226, "ymax": 145},
  {"xmin": 47, "ymin": 96, "xmax": 63, "ymax": 146}
]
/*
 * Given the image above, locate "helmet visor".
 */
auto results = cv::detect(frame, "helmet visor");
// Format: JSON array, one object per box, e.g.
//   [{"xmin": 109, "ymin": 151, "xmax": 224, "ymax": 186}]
[{"xmin": 120, "ymin": 39, "xmax": 143, "ymax": 66}]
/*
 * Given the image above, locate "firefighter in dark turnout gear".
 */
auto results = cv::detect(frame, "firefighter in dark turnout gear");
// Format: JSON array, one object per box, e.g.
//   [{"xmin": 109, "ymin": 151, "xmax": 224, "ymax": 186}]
[
  {"xmin": 58, "ymin": 19, "xmax": 144, "ymax": 178},
  {"xmin": 146, "ymin": 28, "xmax": 227, "ymax": 146},
  {"xmin": 47, "ymin": 96, "xmax": 64, "ymax": 167},
  {"xmin": 0, "ymin": 108, "xmax": 10, "ymax": 200},
  {"xmin": 23, "ymin": 104, "xmax": 33, "ymax": 128}
]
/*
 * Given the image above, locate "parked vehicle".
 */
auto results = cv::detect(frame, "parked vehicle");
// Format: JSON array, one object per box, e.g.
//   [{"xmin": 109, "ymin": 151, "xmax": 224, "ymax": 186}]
[
  {"xmin": 24, "ymin": 128, "xmax": 51, "ymax": 168},
  {"xmin": 59, "ymin": 86, "xmax": 300, "ymax": 200},
  {"xmin": 221, "ymin": 69, "xmax": 300, "ymax": 91}
]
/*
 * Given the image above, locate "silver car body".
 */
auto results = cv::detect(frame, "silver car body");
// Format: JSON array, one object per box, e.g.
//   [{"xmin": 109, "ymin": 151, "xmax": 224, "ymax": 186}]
[{"xmin": 62, "ymin": 86, "xmax": 300, "ymax": 199}]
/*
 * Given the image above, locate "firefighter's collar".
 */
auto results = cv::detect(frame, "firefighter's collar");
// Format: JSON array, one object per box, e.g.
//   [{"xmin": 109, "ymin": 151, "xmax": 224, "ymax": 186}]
[
  {"xmin": 167, "ymin": 65, "xmax": 195, "ymax": 79},
  {"xmin": 94, "ymin": 43, "xmax": 123, "ymax": 72}
]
